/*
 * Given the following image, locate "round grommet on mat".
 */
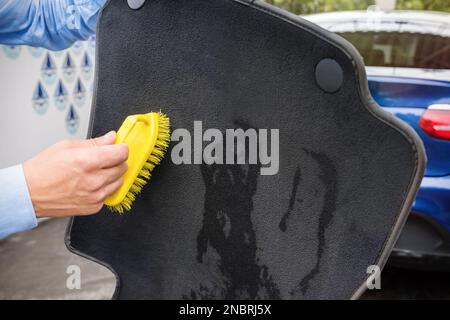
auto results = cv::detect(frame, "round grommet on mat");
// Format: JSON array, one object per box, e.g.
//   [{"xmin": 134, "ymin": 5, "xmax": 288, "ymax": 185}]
[
  {"xmin": 315, "ymin": 58, "xmax": 343, "ymax": 93},
  {"xmin": 127, "ymin": 0, "xmax": 145, "ymax": 10}
]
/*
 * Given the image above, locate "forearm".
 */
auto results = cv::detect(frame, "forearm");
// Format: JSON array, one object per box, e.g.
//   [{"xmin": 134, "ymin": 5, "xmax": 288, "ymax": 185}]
[
  {"xmin": 0, "ymin": 165, "xmax": 37, "ymax": 240},
  {"xmin": 0, "ymin": 0, "xmax": 104, "ymax": 50}
]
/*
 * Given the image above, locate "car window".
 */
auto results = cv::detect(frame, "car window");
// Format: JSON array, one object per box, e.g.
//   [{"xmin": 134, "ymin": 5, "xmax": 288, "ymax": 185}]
[{"xmin": 338, "ymin": 32, "xmax": 450, "ymax": 69}]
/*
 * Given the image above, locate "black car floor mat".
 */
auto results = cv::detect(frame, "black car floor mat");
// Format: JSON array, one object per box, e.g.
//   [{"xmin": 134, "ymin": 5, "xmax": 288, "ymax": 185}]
[{"xmin": 66, "ymin": 0, "xmax": 425, "ymax": 299}]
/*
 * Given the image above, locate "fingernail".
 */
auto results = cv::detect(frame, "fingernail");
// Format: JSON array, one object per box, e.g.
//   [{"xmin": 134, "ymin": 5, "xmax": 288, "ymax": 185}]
[
  {"xmin": 120, "ymin": 143, "xmax": 129, "ymax": 155},
  {"xmin": 105, "ymin": 131, "xmax": 116, "ymax": 140}
]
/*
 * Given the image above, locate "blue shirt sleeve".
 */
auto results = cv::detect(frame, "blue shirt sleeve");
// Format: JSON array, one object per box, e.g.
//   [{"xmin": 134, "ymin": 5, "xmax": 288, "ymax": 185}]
[
  {"xmin": 0, "ymin": 0, "xmax": 104, "ymax": 50},
  {"xmin": 0, "ymin": 165, "xmax": 37, "ymax": 240}
]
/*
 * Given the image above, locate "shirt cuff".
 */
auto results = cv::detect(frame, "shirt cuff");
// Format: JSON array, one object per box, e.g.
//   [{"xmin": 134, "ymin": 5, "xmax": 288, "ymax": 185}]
[{"xmin": 0, "ymin": 164, "xmax": 38, "ymax": 240}]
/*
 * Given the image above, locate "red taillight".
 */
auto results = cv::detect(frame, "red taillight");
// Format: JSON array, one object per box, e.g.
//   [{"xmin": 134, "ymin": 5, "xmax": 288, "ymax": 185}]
[{"xmin": 419, "ymin": 104, "xmax": 450, "ymax": 141}]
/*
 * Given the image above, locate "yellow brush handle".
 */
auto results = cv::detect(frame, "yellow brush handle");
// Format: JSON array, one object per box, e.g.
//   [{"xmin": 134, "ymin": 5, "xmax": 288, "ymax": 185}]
[
  {"xmin": 104, "ymin": 113, "xmax": 159, "ymax": 208},
  {"xmin": 117, "ymin": 115, "xmax": 151, "ymax": 142}
]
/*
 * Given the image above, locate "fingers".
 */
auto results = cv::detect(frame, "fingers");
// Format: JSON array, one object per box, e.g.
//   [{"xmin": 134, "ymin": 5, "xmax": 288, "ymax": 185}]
[
  {"xmin": 102, "ymin": 177, "xmax": 125, "ymax": 200},
  {"xmin": 66, "ymin": 131, "xmax": 128, "ymax": 170},
  {"xmin": 92, "ymin": 144, "xmax": 129, "ymax": 169},
  {"xmin": 85, "ymin": 177, "xmax": 124, "ymax": 214},
  {"xmin": 102, "ymin": 162, "xmax": 128, "ymax": 185},
  {"xmin": 66, "ymin": 131, "xmax": 117, "ymax": 149},
  {"xmin": 83, "ymin": 178, "xmax": 123, "ymax": 215},
  {"xmin": 91, "ymin": 131, "xmax": 117, "ymax": 147}
]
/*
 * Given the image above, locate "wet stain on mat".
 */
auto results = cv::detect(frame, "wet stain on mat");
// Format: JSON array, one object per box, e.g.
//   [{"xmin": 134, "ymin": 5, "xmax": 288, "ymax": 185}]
[
  {"xmin": 189, "ymin": 120, "xmax": 280, "ymax": 299},
  {"xmin": 293, "ymin": 150, "xmax": 337, "ymax": 296}
]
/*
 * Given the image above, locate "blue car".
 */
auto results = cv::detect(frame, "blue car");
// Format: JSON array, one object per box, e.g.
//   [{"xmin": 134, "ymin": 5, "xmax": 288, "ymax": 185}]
[{"xmin": 305, "ymin": 10, "xmax": 450, "ymax": 268}]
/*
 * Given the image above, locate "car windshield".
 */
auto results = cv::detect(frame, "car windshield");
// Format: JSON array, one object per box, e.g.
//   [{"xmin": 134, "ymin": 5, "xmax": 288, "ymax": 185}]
[{"xmin": 338, "ymin": 32, "xmax": 450, "ymax": 69}]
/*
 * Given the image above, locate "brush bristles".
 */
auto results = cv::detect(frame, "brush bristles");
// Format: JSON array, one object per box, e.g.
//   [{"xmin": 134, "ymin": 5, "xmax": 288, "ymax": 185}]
[{"xmin": 108, "ymin": 112, "xmax": 170, "ymax": 213}]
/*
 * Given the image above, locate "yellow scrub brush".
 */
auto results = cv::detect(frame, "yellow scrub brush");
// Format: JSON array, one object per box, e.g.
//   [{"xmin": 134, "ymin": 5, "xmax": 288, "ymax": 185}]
[{"xmin": 104, "ymin": 112, "xmax": 170, "ymax": 213}]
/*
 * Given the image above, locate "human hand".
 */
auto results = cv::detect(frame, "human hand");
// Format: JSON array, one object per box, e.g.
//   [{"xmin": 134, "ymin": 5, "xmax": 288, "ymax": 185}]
[{"xmin": 23, "ymin": 131, "xmax": 128, "ymax": 217}]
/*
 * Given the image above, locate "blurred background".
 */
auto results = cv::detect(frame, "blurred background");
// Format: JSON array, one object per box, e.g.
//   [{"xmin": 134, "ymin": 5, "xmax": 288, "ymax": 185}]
[
  {"xmin": 0, "ymin": 0, "xmax": 449, "ymax": 299},
  {"xmin": 265, "ymin": 0, "xmax": 449, "ymax": 14}
]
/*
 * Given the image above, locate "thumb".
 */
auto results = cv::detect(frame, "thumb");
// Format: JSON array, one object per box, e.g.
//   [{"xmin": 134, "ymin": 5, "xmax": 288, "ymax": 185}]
[{"xmin": 90, "ymin": 131, "xmax": 117, "ymax": 147}]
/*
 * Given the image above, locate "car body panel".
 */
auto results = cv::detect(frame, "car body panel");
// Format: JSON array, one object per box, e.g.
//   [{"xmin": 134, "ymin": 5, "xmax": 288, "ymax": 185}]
[
  {"xmin": 415, "ymin": 175, "xmax": 450, "ymax": 230},
  {"xmin": 375, "ymin": 87, "xmax": 450, "ymax": 234},
  {"xmin": 368, "ymin": 75, "xmax": 450, "ymax": 108}
]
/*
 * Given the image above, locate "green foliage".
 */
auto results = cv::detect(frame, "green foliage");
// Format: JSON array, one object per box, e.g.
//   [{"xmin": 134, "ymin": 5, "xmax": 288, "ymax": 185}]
[
  {"xmin": 263, "ymin": 0, "xmax": 449, "ymax": 14},
  {"xmin": 397, "ymin": 0, "xmax": 450, "ymax": 11}
]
